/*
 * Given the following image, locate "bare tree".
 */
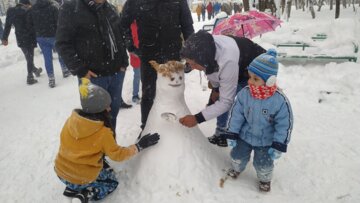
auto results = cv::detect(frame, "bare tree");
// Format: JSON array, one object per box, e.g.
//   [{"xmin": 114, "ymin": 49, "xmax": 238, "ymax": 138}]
[
  {"xmin": 243, "ymin": 0, "xmax": 250, "ymax": 11},
  {"xmin": 335, "ymin": 0, "xmax": 340, "ymax": 18},
  {"xmin": 281, "ymin": 0, "xmax": 286, "ymax": 13},
  {"xmin": 330, "ymin": 0, "xmax": 334, "ymax": 9},
  {"xmin": 309, "ymin": 0, "xmax": 316, "ymax": 18},
  {"xmin": 318, "ymin": 0, "xmax": 325, "ymax": 10},
  {"xmin": 342, "ymin": 0, "xmax": 347, "ymax": 7},
  {"xmin": 286, "ymin": 0, "xmax": 292, "ymax": 20}
]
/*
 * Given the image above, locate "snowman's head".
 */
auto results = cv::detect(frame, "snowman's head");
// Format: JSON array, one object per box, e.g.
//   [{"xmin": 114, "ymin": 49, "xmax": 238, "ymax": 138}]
[{"xmin": 149, "ymin": 60, "xmax": 184, "ymax": 88}]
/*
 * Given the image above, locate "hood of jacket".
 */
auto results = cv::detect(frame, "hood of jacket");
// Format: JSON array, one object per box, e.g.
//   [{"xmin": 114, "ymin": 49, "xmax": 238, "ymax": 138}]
[{"xmin": 66, "ymin": 110, "xmax": 105, "ymax": 139}]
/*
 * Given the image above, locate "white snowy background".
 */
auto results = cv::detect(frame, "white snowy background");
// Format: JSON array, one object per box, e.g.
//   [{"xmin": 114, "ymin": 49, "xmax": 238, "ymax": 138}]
[{"xmin": 0, "ymin": 5, "xmax": 360, "ymax": 203}]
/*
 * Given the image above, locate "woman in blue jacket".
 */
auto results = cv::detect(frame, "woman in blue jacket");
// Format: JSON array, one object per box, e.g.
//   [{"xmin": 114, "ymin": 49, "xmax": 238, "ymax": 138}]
[{"xmin": 222, "ymin": 49, "xmax": 293, "ymax": 192}]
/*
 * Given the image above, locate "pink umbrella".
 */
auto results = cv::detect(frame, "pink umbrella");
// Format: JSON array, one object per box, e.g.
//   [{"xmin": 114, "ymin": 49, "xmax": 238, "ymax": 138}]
[{"xmin": 212, "ymin": 11, "xmax": 282, "ymax": 39}]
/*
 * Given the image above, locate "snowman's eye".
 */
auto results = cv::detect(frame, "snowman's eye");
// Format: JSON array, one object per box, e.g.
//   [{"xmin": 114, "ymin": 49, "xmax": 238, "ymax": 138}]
[
  {"xmin": 170, "ymin": 77, "xmax": 175, "ymax": 81},
  {"xmin": 179, "ymin": 76, "xmax": 182, "ymax": 80}
]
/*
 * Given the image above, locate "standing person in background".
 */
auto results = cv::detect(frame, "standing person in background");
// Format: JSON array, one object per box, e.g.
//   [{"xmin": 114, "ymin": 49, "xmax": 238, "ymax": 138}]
[
  {"xmin": 56, "ymin": 0, "xmax": 129, "ymax": 130},
  {"xmin": 196, "ymin": 4, "xmax": 202, "ymax": 22},
  {"xmin": 120, "ymin": 0, "xmax": 194, "ymax": 130},
  {"xmin": 28, "ymin": 0, "xmax": 71, "ymax": 88},
  {"xmin": 1, "ymin": 0, "xmax": 42, "ymax": 85},
  {"xmin": 206, "ymin": 1, "xmax": 213, "ymax": 20},
  {"xmin": 213, "ymin": 1, "xmax": 221, "ymax": 16},
  {"xmin": 201, "ymin": 3, "xmax": 206, "ymax": 21},
  {"xmin": 130, "ymin": 21, "xmax": 141, "ymax": 104}
]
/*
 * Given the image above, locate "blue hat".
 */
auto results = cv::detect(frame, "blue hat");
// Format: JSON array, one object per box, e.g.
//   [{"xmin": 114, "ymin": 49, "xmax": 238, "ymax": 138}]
[{"xmin": 248, "ymin": 49, "xmax": 278, "ymax": 86}]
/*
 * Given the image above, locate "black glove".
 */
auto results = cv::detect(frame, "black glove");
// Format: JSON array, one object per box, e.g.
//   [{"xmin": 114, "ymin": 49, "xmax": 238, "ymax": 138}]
[
  {"xmin": 220, "ymin": 132, "xmax": 239, "ymax": 140},
  {"xmin": 136, "ymin": 133, "xmax": 160, "ymax": 152}
]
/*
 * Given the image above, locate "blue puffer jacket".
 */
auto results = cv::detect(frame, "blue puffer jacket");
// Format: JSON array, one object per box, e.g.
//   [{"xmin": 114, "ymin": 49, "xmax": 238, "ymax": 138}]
[{"xmin": 227, "ymin": 86, "xmax": 293, "ymax": 152}]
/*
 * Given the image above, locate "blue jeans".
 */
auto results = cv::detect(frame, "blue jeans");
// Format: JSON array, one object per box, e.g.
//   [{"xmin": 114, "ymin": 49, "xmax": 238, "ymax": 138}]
[
  {"xmin": 89, "ymin": 71, "xmax": 125, "ymax": 129},
  {"xmin": 132, "ymin": 67, "xmax": 140, "ymax": 98},
  {"xmin": 36, "ymin": 37, "xmax": 67, "ymax": 78},
  {"xmin": 216, "ymin": 81, "xmax": 247, "ymax": 131},
  {"xmin": 230, "ymin": 138, "xmax": 274, "ymax": 182},
  {"xmin": 59, "ymin": 166, "xmax": 118, "ymax": 201}
]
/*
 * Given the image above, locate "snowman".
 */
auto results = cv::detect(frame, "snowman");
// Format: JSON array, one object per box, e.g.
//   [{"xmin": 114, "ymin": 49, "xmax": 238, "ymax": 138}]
[{"xmin": 125, "ymin": 60, "xmax": 227, "ymax": 202}]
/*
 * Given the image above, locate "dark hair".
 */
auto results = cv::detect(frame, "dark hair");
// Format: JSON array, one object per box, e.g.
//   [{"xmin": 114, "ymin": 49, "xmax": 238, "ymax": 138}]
[
  {"xmin": 19, "ymin": 0, "xmax": 31, "ymax": 5},
  {"xmin": 180, "ymin": 30, "xmax": 219, "ymax": 75}
]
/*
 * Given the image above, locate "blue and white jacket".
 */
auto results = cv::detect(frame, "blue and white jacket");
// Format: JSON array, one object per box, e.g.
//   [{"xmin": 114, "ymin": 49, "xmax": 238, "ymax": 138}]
[{"xmin": 227, "ymin": 86, "xmax": 293, "ymax": 152}]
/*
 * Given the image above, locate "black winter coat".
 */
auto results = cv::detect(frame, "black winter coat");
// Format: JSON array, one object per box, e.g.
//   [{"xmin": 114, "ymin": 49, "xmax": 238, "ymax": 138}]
[
  {"xmin": 55, "ymin": 0, "xmax": 129, "ymax": 77},
  {"xmin": 28, "ymin": 0, "xmax": 59, "ymax": 37},
  {"xmin": 120, "ymin": 0, "xmax": 194, "ymax": 62},
  {"xmin": 1, "ymin": 4, "xmax": 37, "ymax": 48}
]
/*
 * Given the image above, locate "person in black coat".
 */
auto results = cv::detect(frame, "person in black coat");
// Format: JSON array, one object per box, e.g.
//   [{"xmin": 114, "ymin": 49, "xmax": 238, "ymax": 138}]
[
  {"xmin": 56, "ymin": 0, "xmax": 129, "ymax": 130},
  {"xmin": 120, "ymin": 0, "xmax": 194, "ymax": 130},
  {"xmin": 1, "ymin": 0, "xmax": 42, "ymax": 85},
  {"xmin": 28, "ymin": 0, "xmax": 70, "ymax": 88}
]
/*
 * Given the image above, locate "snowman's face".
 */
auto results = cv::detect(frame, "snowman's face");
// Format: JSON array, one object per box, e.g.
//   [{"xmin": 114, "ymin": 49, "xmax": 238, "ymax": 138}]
[
  {"xmin": 150, "ymin": 60, "xmax": 185, "ymax": 87},
  {"xmin": 167, "ymin": 71, "xmax": 183, "ymax": 87}
]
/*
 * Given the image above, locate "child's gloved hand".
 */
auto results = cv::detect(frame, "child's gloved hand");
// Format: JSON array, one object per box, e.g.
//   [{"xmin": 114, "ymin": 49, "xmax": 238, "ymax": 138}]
[
  {"xmin": 268, "ymin": 148, "xmax": 282, "ymax": 160},
  {"xmin": 136, "ymin": 133, "xmax": 160, "ymax": 152}
]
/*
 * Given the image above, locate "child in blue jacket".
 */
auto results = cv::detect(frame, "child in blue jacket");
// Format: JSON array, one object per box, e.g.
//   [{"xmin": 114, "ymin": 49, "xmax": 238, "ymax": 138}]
[{"xmin": 222, "ymin": 49, "xmax": 293, "ymax": 192}]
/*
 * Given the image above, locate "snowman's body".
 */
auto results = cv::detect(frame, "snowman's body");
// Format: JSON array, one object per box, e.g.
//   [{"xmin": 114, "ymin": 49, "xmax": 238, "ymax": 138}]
[{"xmin": 127, "ymin": 61, "xmax": 225, "ymax": 201}]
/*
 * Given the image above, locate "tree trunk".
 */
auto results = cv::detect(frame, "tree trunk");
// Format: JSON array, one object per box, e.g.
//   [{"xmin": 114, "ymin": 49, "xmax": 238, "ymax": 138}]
[
  {"xmin": 318, "ymin": 0, "xmax": 325, "ymax": 10},
  {"xmin": 335, "ymin": 0, "xmax": 340, "ymax": 18},
  {"xmin": 330, "ymin": 0, "xmax": 333, "ymax": 9},
  {"xmin": 295, "ymin": 0, "xmax": 298, "ymax": 9},
  {"xmin": 281, "ymin": 0, "xmax": 286, "ymax": 13},
  {"xmin": 243, "ymin": 0, "xmax": 250, "ymax": 11},
  {"xmin": 286, "ymin": 0, "xmax": 292, "ymax": 20},
  {"xmin": 352, "ymin": 0, "xmax": 355, "ymax": 11},
  {"xmin": 342, "ymin": 0, "xmax": 347, "ymax": 7},
  {"xmin": 309, "ymin": 0, "xmax": 316, "ymax": 18},
  {"xmin": 259, "ymin": 0, "xmax": 266, "ymax": 11}
]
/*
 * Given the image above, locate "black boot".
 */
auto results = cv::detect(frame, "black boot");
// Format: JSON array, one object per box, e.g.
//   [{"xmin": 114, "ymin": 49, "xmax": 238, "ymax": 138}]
[
  {"xmin": 120, "ymin": 101, "xmax": 132, "ymax": 109},
  {"xmin": 33, "ymin": 67, "xmax": 42, "ymax": 77},
  {"xmin": 62, "ymin": 69, "xmax": 71, "ymax": 78},
  {"xmin": 49, "ymin": 77, "xmax": 55, "ymax": 88},
  {"xmin": 27, "ymin": 76, "xmax": 38, "ymax": 85},
  {"xmin": 259, "ymin": 181, "xmax": 271, "ymax": 192}
]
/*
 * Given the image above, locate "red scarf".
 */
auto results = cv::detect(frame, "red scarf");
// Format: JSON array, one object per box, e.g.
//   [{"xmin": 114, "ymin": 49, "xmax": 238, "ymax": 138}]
[{"xmin": 249, "ymin": 84, "xmax": 277, "ymax": 100}]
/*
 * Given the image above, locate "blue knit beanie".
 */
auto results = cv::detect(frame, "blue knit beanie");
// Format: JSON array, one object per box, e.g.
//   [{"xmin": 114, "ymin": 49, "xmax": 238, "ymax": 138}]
[{"xmin": 248, "ymin": 48, "xmax": 278, "ymax": 86}]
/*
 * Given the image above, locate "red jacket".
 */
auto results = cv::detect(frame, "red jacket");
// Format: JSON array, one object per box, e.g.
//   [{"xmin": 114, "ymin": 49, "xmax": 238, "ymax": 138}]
[{"xmin": 130, "ymin": 21, "xmax": 140, "ymax": 68}]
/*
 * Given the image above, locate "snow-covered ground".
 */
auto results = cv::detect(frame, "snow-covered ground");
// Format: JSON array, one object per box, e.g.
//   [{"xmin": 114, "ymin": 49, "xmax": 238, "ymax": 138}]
[{"xmin": 0, "ymin": 6, "xmax": 360, "ymax": 203}]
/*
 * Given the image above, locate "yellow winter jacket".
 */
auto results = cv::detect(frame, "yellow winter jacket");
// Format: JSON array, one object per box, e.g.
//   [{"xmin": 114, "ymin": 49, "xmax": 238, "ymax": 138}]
[{"xmin": 55, "ymin": 110, "xmax": 137, "ymax": 185}]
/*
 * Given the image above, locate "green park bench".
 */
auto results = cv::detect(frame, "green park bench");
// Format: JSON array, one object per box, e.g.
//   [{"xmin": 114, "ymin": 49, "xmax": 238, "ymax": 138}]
[{"xmin": 275, "ymin": 34, "xmax": 358, "ymax": 63}]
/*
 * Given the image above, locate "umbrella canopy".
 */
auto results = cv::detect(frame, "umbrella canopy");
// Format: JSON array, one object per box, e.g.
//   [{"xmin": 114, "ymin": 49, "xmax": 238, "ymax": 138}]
[{"xmin": 212, "ymin": 10, "xmax": 282, "ymax": 39}]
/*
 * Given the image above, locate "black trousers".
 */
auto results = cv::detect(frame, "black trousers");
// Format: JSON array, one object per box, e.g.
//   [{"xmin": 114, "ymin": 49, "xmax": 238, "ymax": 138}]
[
  {"xmin": 140, "ymin": 58, "xmax": 157, "ymax": 128},
  {"xmin": 20, "ymin": 46, "xmax": 35, "ymax": 77}
]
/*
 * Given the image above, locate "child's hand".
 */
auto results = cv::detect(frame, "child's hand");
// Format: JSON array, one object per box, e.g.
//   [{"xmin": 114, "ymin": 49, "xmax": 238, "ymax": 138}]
[
  {"xmin": 268, "ymin": 148, "xmax": 282, "ymax": 160},
  {"xmin": 136, "ymin": 133, "xmax": 160, "ymax": 152}
]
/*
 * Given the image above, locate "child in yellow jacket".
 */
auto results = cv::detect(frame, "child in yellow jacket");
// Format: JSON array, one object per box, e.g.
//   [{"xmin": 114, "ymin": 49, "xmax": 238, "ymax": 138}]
[{"xmin": 55, "ymin": 78, "xmax": 160, "ymax": 203}]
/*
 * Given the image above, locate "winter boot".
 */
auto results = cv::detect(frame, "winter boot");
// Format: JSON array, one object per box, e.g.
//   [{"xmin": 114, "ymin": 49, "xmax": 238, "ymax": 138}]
[
  {"xmin": 62, "ymin": 69, "xmax": 71, "ymax": 78},
  {"xmin": 49, "ymin": 77, "xmax": 56, "ymax": 88},
  {"xmin": 27, "ymin": 76, "xmax": 38, "ymax": 85},
  {"xmin": 132, "ymin": 95, "xmax": 141, "ymax": 104},
  {"xmin": 120, "ymin": 101, "xmax": 132, "ymax": 109},
  {"xmin": 259, "ymin": 181, "xmax": 271, "ymax": 192},
  {"xmin": 33, "ymin": 67, "xmax": 42, "ymax": 77},
  {"xmin": 226, "ymin": 168, "xmax": 241, "ymax": 179},
  {"xmin": 71, "ymin": 190, "xmax": 90, "ymax": 203},
  {"xmin": 63, "ymin": 187, "xmax": 78, "ymax": 197}
]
